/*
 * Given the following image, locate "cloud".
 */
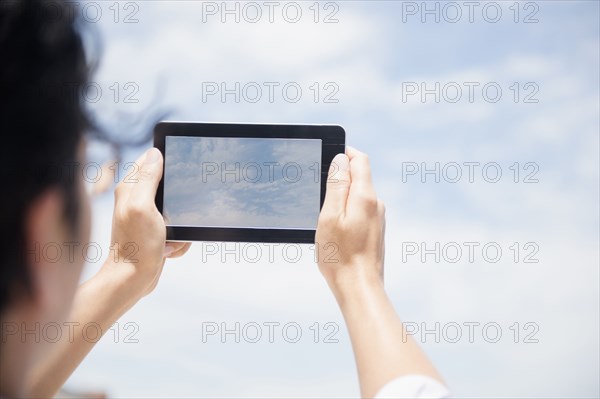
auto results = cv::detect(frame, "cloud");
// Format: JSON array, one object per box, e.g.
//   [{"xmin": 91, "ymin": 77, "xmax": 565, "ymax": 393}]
[
  {"xmin": 72, "ymin": 1, "xmax": 600, "ymax": 397},
  {"xmin": 163, "ymin": 136, "xmax": 321, "ymax": 228}
]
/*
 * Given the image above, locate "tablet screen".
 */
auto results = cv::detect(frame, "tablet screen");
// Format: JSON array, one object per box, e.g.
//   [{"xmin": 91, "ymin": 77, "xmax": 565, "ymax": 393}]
[{"xmin": 163, "ymin": 136, "xmax": 322, "ymax": 230}]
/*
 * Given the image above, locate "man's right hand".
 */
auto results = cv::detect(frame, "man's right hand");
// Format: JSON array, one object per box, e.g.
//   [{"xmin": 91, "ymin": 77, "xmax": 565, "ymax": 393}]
[
  {"xmin": 315, "ymin": 146, "xmax": 386, "ymax": 300},
  {"xmin": 315, "ymin": 147, "xmax": 446, "ymax": 398}
]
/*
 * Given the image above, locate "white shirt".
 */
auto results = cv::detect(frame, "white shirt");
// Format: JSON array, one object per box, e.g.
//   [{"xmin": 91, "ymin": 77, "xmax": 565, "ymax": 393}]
[{"xmin": 375, "ymin": 375, "xmax": 451, "ymax": 399}]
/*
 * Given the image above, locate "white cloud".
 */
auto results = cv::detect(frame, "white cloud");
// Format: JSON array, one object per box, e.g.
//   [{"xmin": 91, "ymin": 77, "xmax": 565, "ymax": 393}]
[{"xmin": 71, "ymin": 1, "xmax": 600, "ymax": 397}]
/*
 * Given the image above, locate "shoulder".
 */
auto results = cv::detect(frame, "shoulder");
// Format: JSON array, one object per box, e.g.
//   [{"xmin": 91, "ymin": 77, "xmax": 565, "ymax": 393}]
[{"xmin": 375, "ymin": 375, "xmax": 451, "ymax": 399}]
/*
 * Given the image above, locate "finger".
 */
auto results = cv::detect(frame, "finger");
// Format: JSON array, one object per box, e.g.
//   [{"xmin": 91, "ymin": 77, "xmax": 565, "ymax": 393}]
[
  {"xmin": 164, "ymin": 242, "xmax": 192, "ymax": 259},
  {"xmin": 91, "ymin": 161, "xmax": 117, "ymax": 196},
  {"xmin": 166, "ymin": 243, "xmax": 191, "ymax": 259},
  {"xmin": 144, "ymin": 259, "xmax": 166, "ymax": 296},
  {"xmin": 114, "ymin": 152, "xmax": 148, "ymax": 207},
  {"xmin": 346, "ymin": 146, "xmax": 373, "ymax": 184},
  {"xmin": 163, "ymin": 241, "xmax": 187, "ymax": 256},
  {"xmin": 127, "ymin": 148, "xmax": 163, "ymax": 207},
  {"xmin": 320, "ymin": 153, "xmax": 351, "ymax": 217},
  {"xmin": 346, "ymin": 145, "xmax": 362, "ymax": 160},
  {"xmin": 347, "ymin": 149, "xmax": 376, "ymax": 199}
]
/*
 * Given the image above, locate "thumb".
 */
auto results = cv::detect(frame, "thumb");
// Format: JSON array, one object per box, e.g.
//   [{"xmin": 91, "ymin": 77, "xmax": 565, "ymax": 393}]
[
  {"xmin": 321, "ymin": 153, "xmax": 351, "ymax": 217},
  {"xmin": 128, "ymin": 147, "xmax": 163, "ymax": 205}
]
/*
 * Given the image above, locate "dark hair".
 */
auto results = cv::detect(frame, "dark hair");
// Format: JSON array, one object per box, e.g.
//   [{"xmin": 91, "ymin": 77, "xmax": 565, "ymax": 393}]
[{"xmin": 0, "ymin": 0, "xmax": 93, "ymax": 314}]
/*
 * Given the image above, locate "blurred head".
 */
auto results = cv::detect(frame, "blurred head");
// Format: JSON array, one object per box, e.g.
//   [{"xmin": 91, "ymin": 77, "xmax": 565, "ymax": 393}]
[{"xmin": 0, "ymin": 0, "xmax": 93, "ymax": 378}]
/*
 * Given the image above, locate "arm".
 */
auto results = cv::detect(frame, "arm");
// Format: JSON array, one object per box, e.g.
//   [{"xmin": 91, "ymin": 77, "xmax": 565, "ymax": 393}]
[
  {"xmin": 28, "ymin": 148, "xmax": 190, "ymax": 397},
  {"xmin": 316, "ymin": 147, "xmax": 445, "ymax": 398}
]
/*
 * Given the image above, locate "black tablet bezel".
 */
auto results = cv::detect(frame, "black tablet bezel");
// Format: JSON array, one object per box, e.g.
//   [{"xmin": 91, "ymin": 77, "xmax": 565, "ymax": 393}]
[{"xmin": 154, "ymin": 122, "xmax": 346, "ymax": 243}]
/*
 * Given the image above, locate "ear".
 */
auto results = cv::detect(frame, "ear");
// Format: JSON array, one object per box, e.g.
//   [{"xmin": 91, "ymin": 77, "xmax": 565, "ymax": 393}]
[{"xmin": 24, "ymin": 188, "xmax": 68, "ymax": 311}]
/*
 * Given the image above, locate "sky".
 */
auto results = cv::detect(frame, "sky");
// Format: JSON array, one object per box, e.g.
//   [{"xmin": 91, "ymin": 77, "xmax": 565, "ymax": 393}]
[
  {"xmin": 68, "ymin": 1, "xmax": 599, "ymax": 397},
  {"xmin": 163, "ymin": 136, "xmax": 321, "ymax": 229}
]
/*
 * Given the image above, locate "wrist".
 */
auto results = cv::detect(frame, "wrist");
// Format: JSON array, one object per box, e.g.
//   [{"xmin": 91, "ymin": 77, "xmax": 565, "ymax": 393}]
[
  {"xmin": 70, "ymin": 261, "xmax": 147, "ymax": 333},
  {"xmin": 326, "ymin": 266, "xmax": 385, "ymax": 308},
  {"xmin": 98, "ymin": 260, "xmax": 148, "ymax": 309}
]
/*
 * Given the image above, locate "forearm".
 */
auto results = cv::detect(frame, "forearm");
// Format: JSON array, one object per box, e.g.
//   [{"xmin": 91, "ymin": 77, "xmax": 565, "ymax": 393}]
[
  {"xmin": 333, "ymin": 272, "xmax": 444, "ymax": 398},
  {"xmin": 28, "ymin": 262, "xmax": 143, "ymax": 397}
]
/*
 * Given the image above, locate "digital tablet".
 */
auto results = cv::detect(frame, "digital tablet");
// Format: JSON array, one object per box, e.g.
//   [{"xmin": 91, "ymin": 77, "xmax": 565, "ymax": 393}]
[{"xmin": 154, "ymin": 122, "xmax": 346, "ymax": 243}]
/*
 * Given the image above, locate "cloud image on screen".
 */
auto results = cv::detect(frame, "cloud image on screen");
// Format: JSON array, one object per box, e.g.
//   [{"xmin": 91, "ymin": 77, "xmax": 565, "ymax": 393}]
[{"xmin": 163, "ymin": 136, "xmax": 322, "ymax": 229}]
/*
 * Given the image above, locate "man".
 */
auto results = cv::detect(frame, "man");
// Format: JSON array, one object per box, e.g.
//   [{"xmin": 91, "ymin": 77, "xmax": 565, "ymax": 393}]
[{"xmin": 0, "ymin": 1, "xmax": 449, "ymax": 397}]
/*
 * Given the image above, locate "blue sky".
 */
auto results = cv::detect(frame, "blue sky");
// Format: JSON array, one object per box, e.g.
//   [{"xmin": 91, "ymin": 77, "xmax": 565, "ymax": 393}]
[
  {"xmin": 164, "ymin": 136, "xmax": 321, "ymax": 228},
  {"xmin": 71, "ymin": 1, "xmax": 599, "ymax": 397}
]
